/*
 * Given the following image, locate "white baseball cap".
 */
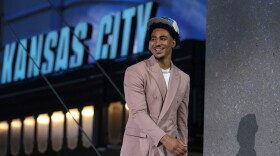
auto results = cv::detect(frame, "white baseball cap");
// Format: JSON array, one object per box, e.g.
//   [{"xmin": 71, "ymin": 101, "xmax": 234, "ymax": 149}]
[{"xmin": 147, "ymin": 16, "xmax": 179, "ymax": 34}]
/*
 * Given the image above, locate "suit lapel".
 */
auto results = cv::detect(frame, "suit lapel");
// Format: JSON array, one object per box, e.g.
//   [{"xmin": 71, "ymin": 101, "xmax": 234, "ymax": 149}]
[
  {"xmin": 157, "ymin": 62, "xmax": 180, "ymax": 123},
  {"xmin": 146, "ymin": 56, "xmax": 167, "ymax": 101}
]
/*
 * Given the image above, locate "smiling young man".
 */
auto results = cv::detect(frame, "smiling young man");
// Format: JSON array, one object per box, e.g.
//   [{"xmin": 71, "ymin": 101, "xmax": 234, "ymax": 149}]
[{"xmin": 121, "ymin": 16, "xmax": 190, "ymax": 156}]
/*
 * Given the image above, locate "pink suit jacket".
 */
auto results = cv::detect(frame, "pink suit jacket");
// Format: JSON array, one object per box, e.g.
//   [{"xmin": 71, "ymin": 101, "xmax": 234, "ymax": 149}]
[{"xmin": 121, "ymin": 55, "xmax": 190, "ymax": 156}]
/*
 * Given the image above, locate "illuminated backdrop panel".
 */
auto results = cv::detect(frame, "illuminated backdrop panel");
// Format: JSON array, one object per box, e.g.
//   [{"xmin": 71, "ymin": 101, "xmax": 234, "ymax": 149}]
[{"xmin": 0, "ymin": 0, "xmax": 206, "ymax": 85}]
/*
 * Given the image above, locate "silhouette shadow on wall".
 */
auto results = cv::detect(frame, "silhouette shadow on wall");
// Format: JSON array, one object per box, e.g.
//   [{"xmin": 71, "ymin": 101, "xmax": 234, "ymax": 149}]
[{"xmin": 236, "ymin": 114, "xmax": 258, "ymax": 156}]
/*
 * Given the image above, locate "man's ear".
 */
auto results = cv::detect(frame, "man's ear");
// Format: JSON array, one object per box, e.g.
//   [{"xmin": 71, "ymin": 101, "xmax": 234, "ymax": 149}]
[{"xmin": 172, "ymin": 40, "xmax": 176, "ymax": 48}]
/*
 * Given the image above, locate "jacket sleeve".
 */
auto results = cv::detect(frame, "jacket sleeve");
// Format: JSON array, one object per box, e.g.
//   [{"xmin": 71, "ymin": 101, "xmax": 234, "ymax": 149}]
[
  {"xmin": 177, "ymin": 75, "xmax": 190, "ymax": 145},
  {"xmin": 124, "ymin": 67, "xmax": 166, "ymax": 146}
]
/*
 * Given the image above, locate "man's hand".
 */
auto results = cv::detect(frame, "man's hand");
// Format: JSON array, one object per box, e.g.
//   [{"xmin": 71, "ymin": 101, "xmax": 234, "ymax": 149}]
[{"xmin": 160, "ymin": 134, "xmax": 187, "ymax": 156}]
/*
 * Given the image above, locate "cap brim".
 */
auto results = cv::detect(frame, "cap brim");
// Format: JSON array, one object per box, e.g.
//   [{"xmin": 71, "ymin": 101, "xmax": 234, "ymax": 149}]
[{"xmin": 147, "ymin": 17, "xmax": 173, "ymax": 28}]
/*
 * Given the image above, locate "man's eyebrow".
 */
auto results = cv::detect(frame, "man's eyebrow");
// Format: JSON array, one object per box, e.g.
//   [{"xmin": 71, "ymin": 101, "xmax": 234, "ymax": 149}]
[{"xmin": 151, "ymin": 35, "xmax": 168, "ymax": 38}]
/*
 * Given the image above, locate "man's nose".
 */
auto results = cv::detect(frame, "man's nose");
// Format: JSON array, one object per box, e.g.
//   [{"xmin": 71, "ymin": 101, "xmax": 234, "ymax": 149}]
[{"xmin": 154, "ymin": 39, "xmax": 160, "ymax": 46}]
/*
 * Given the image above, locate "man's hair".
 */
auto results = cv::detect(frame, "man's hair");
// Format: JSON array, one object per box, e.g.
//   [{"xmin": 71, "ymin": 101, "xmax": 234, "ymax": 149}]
[{"xmin": 147, "ymin": 23, "xmax": 180, "ymax": 47}]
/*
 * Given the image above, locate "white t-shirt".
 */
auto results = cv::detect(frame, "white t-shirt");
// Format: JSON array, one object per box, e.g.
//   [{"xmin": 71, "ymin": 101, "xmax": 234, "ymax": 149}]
[{"xmin": 161, "ymin": 68, "xmax": 171, "ymax": 89}]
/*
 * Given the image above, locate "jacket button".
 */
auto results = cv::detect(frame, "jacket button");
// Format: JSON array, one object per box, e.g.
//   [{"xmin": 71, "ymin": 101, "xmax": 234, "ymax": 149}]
[{"xmin": 153, "ymin": 95, "xmax": 157, "ymax": 99}]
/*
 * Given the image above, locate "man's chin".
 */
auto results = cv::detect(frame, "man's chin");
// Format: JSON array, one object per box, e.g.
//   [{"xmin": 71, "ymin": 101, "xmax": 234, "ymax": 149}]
[{"xmin": 154, "ymin": 55, "xmax": 164, "ymax": 60}]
